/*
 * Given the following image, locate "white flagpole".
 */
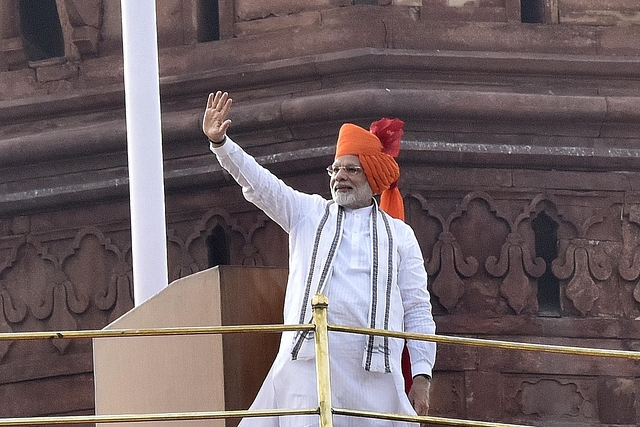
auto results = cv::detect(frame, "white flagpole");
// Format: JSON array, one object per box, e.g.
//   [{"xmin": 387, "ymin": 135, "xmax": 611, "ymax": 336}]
[{"xmin": 120, "ymin": 0, "xmax": 168, "ymax": 306}]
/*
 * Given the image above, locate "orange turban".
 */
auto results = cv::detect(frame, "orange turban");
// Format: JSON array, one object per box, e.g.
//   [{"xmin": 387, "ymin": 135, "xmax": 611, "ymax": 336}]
[{"xmin": 335, "ymin": 118, "xmax": 405, "ymax": 221}]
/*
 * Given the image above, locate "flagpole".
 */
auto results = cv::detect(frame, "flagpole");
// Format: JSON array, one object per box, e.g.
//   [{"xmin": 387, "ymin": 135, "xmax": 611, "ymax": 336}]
[{"xmin": 120, "ymin": 0, "xmax": 168, "ymax": 306}]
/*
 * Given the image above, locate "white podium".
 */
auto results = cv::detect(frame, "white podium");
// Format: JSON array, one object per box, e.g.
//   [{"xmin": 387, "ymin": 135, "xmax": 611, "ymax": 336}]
[{"xmin": 93, "ymin": 266, "xmax": 287, "ymax": 427}]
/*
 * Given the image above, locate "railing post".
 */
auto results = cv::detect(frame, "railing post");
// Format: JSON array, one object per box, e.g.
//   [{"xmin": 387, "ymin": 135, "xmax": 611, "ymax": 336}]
[{"xmin": 312, "ymin": 293, "xmax": 333, "ymax": 427}]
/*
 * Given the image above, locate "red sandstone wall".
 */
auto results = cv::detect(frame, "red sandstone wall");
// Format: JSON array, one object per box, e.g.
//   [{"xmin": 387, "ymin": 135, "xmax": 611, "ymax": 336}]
[
  {"xmin": 2, "ymin": 0, "xmax": 640, "ymax": 425},
  {"xmin": 1, "ymin": 1, "xmax": 640, "ymax": 100}
]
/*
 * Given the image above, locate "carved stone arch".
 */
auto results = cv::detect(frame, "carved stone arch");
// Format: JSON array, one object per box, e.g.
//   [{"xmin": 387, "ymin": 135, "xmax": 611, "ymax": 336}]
[
  {"xmin": 241, "ymin": 213, "xmax": 277, "ymax": 267},
  {"xmin": 23, "ymin": 234, "xmax": 90, "ymax": 354},
  {"xmin": 580, "ymin": 197, "xmax": 623, "ymax": 240},
  {"xmin": 514, "ymin": 194, "xmax": 576, "ymax": 237},
  {"xmin": 551, "ymin": 197, "xmax": 624, "ymax": 316},
  {"xmin": 483, "ymin": 195, "xmax": 562, "ymax": 315},
  {"xmin": 451, "ymin": 190, "xmax": 513, "ymax": 230},
  {"xmin": 404, "ymin": 192, "xmax": 447, "ymax": 230},
  {"xmin": 513, "ymin": 195, "xmax": 567, "ymax": 316},
  {"xmin": 64, "ymin": 226, "xmax": 123, "ymax": 259},
  {"xmin": 59, "ymin": 226, "xmax": 132, "ymax": 323},
  {"xmin": 167, "ymin": 229, "xmax": 199, "ymax": 281},
  {"xmin": 448, "ymin": 191, "xmax": 509, "ymax": 271},
  {"xmin": 403, "ymin": 191, "xmax": 446, "ymax": 266},
  {"xmin": 404, "ymin": 192, "xmax": 492, "ymax": 313},
  {"xmin": 166, "ymin": 210, "xmax": 261, "ymax": 280},
  {"xmin": 0, "ymin": 235, "xmax": 26, "ymax": 276},
  {"xmin": 1, "ymin": 239, "xmax": 43, "ymax": 321},
  {"xmin": 185, "ymin": 208, "xmax": 251, "ymax": 270},
  {"xmin": 440, "ymin": 191, "xmax": 517, "ymax": 313},
  {"xmin": 516, "ymin": 195, "xmax": 579, "ymax": 283}
]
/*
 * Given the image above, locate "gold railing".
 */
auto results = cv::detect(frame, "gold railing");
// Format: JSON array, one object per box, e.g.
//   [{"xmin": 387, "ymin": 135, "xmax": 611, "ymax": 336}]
[{"xmin": 1, "ymin": 293, "xmax": 639, "ymax": 426}]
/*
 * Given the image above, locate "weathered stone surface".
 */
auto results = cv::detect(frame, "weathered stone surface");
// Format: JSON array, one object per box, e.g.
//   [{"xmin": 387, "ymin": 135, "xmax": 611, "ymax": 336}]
[
  {"xmin": 0, "ymin": 373, "xmax": 94, "ymax": 417},
  {"xmin": 35, "ymin": 61, "xmax": 78, "ymax": 83},
  {"xmin": 477, "ymin": 337, "xmax": 638, "ymax": 376},
  {"xmin": 466, "ymin": 371, "xmax": 505, "ymax": 420},
  {"xmin": 392, "ymin": 21, "xmax": 599, "ymax": 54},
  {"xmin": 234, "ymin": 11, "xmax": 322, "ymax": 36},
  {"xmin": 65, "ymin": 0, "xmax": 102, "ymax": 28},
  {"xmin": 72, "ymin": 26, "xmax": 100, "ymax": 56},
  {"xmin": 3, "ymin": 1, "xmax": 640, "ymax": 425},
  {"xmin": 236, "ymin": 0, "xmax": 350, "ymax": 21},
  {"xmin": 504, "ymin": 376, "xmax": 598, "ymax": 424},
  {"xmin": 599, "ymin": 26, "xmax": 640, "ymax": 56},
  {"xmin": 428, "ymin": 371, "xmax": 466, "ymax": 418},
  {"xmin": 596, "ymin": 376, "xmax": 637, "ymax": 424},
  {"xmin": 155, "ymin": 0, "xmax": 186, "ymax": 47},
  {"xmin": 0, "ymin": 68, "xmax": 35, "ymax": 99},
  {"xmin": 560, "ymin": 0, "xmax": 640, "ymax": 26},
  {"xmin": 392, "ymin": 0, "xmax": 421, "ymax": 6},
  {"xmin": 98, "ymin": 0, "xmax": 122, "ymax": 54},
  {"xmin": 422, "ymin": 2, "xmax": 509, "ymax": 22},
  {"xmin": 432, "ymin": 342, "xmax": 478, "ymax": 371}
]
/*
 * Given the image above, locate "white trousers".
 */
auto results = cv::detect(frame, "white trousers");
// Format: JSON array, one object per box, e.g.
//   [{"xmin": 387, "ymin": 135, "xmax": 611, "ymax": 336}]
[{"xmin": 239, "ymin": 334, "xmax": 418, "ymax": 427}]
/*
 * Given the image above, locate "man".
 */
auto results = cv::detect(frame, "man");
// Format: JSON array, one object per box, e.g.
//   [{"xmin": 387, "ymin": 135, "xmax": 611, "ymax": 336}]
[{"xmin": 202, "ymin": 91, "xmax": 436, "ymax": 426}]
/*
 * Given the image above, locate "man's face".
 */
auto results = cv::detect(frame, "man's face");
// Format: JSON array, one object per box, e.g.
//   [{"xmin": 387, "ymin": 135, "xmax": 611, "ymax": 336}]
[{"xmin": 329, "ymin": 155, "xmax": 374, "ymax": 209}]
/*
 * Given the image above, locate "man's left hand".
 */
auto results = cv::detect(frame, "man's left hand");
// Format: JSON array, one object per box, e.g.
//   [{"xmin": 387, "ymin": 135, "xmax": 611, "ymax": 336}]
[{"xmin": 408, "ymin": 375, "xmax": 431, "ymax": 417}]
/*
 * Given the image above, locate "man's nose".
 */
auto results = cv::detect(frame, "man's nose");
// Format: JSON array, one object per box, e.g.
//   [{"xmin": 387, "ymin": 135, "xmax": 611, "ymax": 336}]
[{"xmin": 334, "ymin": 168, "xmax": 349, "ymax": 179}]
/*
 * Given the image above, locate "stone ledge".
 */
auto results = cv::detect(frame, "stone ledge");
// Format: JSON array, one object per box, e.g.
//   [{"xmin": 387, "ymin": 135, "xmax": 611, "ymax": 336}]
[
  {"xmin": 4, "ymin": 48, "xmax": 640, "ymax": 123},
  {"xmin": 3, "ymin": 86, "xmax": 640, "ymax": 167},
  {"xmin": 435, "ymin": 314, "xmax": 640, "ymax": 339},
  {"xmin": 3, "ymin": 49, "xmax": 640, "ymax": 217}
]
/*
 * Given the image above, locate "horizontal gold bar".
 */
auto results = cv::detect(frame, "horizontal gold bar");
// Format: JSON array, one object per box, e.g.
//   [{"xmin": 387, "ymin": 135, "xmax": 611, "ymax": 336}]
[
  {"xmin": 0, "ymin": 408, "xmax": 318, "ymax": 426},
  {"xmin": 329, "ymin": 324, "xmax": 640, "ymax": 359},
  {"xmin": 334, "ymin": 407, "xmax": 533, "ymax": 427},
  {"xmin": 0, "ymin": 323, "xmax": 313, "ymax": 341}
]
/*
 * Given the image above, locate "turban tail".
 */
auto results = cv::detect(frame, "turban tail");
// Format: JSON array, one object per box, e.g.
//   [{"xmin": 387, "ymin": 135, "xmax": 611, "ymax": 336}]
[{"xmin": 336, "ymin": 119, "xmax": 405, "ymax": 221}]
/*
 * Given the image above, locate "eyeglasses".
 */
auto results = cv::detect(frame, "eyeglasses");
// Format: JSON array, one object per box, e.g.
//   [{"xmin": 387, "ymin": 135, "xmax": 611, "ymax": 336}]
[{"xmin": 326, "ymin": 165, "xmax": 363, "ymax": 176}]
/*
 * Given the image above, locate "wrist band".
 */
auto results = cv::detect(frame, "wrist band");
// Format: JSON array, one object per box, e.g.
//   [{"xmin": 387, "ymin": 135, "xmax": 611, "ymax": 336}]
[
  {"xmin": 209, "ymin": 135, "xmax": 227, "ymax": 147},
  {"xmin": 413, "ymin": 373, "xmax": 431, "ymax": 381}
]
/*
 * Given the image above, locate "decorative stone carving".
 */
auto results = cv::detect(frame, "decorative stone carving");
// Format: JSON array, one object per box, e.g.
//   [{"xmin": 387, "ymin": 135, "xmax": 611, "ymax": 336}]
[
  {"xmin": 0, "ymin": 225, "xmax": 135, "ymax": 355},
  {"xmin": 514, "ymin": 379, "xmax": 587, "ymax": 418},
  {"xmin": 94, "ymin": 259, "xmax": 133, "ymax": 324},
  {"xmin": 66, "ymin": 227, "xmax": 135, "ymax": 324},
  {"xmin": 553, "ymin": 240, "xmax": 609, "ymax": 316},
  {"xmin": 551, "ymin": 197, "xmax": 617, "ymax": 316},
  {"xmin": 28, "ymin": 235, "xmax": 90, "ymax": 354},
  {"xmin": 408, "ymin": 193, "xmax": 478, "ymax": 312},
  {"xmin": 168, "ymin": 229, "xmax": 200, "ymax": 281},
  {"xmin": 484, "ymin": 193, "xmax": 546, "ymax": 314},
  {"xmin": 168, "ymin": 209, "xmax": 268, "ymax": 274},
  {"xmin": 597, "ymin": 377, "xmax": 636, "ymax": 424},
  {"xmin": 429, "ymin": 230, "xmax": 478, "ymax": 312},
  {"xmin": 619, "ymin": 204, "xmax": 640, "ymax": 305},
  {"xmin": 486, "ymin": 232, "xmax": 545, "ymax": 314}
]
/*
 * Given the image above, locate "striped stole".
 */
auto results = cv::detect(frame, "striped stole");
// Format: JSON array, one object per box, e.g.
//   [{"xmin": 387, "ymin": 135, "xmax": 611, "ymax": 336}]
[{"xmin": 291, "ymin": 200, "xmax": 396, "ymax": 373}]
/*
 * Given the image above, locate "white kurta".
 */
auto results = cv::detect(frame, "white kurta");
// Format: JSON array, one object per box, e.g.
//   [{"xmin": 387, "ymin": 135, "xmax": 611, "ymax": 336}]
[{"xmin": 212, "ymin": 138, "xmax": 436, "ymax": 427}]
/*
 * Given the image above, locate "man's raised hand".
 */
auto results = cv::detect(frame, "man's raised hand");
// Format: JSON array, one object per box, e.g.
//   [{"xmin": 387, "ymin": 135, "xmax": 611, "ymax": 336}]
[{"xmin": 203, "ymin": 91, "xmax": 232, "ymax": 143}]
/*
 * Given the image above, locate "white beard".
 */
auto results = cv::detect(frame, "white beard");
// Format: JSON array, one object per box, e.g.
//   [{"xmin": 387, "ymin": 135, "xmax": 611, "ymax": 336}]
[{"xmin": 332, "ymin": 183, "xmax": 373, "ymax": 208}]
